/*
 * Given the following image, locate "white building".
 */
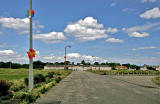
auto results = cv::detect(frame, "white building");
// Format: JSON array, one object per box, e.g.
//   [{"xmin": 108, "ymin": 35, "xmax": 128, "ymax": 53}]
[{"xmin": 44, "ymin": 65, "xmax": 112, "ymax": 71}]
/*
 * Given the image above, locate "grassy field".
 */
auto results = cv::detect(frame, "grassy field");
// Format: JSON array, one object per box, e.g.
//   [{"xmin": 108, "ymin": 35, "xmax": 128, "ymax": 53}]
[
  {"xmin": 89, "ymin": 70, "xmax": 160, "ymax": 75},
  {"xmin": 0, "ymin": 68, "xmax": 66, "ymax": 80},
  {"xmin": 0, "ymin": 68, "xmax": 72, "ymax": 104}
]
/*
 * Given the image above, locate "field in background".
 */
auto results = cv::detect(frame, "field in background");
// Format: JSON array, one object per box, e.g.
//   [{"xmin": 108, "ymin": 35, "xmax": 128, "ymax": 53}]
[
  {"xmin": 89, "ymin": 70, "xmax": 160, "ymax": 75},
  {"xmin": 0, "ymin": 68, "xmax": 68, "ymax": 80}
]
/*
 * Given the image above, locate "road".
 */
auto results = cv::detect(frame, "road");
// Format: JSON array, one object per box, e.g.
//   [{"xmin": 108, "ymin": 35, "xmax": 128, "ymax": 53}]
[{"xmin": 35, "ymin": 71, "xmax": 160, "ymax": 104}]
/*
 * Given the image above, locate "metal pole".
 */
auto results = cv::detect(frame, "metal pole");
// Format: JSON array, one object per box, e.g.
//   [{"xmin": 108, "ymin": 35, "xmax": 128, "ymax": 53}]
[
  {"xmin": 10, "ymin": 61, "xmax": 11, "ymax": 69},
  {"xmin": 64, "ymin": 47, "xmax": 66, "ymax": 70},
  {"xmin": 29, "ymin": 0, "xmax": 34, "ymax": 92}
]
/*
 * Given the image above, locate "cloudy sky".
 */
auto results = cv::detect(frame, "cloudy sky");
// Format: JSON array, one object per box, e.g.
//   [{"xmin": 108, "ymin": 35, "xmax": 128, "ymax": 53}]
[{"xmin": 0, "ymin": 0, "xmax": 160, "ymax": 65}]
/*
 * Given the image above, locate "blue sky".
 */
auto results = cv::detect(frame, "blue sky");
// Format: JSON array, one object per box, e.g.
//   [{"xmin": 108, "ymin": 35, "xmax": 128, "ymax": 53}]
[{"xmin": 0, "ymin": 0, "xmax": 160, "ymax": 65}]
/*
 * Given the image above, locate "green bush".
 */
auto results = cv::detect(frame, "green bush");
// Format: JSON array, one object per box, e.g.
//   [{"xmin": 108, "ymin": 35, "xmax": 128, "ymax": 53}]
[
  {"xmin": 10, "ymin": 80, "xmax": 25, "ymax": 92},
  {"xmin": 13, "ymin": 91, "xmax": 27, "ymax": 99},
  {"xmin": 40, "ymin": 87, "xmax": 47, "ymax": 94},
  {"xmin": 55, "ymin": 77, "xmax": 62, "ymax": 83},
  {"xmin": 34, "ymin": 83, "xmax": 42, "ymax": 88},
  {"xmin": 24, "ymin": 78, "xmax": 28, "ymax": 86},
  {"xmin": 45, "ymin": 78, "xmax": 52, "ymax": 84},
  {"xmin": 46, "ymin": 72, "xmax": 54, "ymax": 78},
  {"xmin": 13, "ymin": 91, "xmax": 37, "ymax": 103},
  {"xmin": 152, "ymin": 76, "xmax": 160, "ymax": 86},
  {"xmin": 0, "ymin": 93, "xmax": 13, "ymax": 100},
  {"xmin": 24, "ymin": 74, "xmax": 46, "ymax": 85},
  {"xmin": 24, "ymin": 93, "xmax": 37, "ymax": 103},
  {"xmin": 34, "ymin": 74, "xmax": 45, "ymax": 84},
  {"xmin": 0, "ymin": 80, "xmax": 10, "ymax": 97}
]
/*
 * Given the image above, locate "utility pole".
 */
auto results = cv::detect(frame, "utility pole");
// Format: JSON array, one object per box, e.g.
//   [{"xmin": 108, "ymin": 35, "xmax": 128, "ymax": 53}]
[
  {"xmin": 29, "ymin": 0, "xmax": 34, "ymax": 92},
  {"xmin": 64, "ymin": 45, "xmax": 71, "ymax": 70}
]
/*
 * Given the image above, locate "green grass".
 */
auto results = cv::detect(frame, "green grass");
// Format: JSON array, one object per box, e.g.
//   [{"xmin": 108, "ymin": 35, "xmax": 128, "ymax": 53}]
[
  {"xmin": 152, "ymin": 76, "xmax": 160, "ymax": 86},
  {"xmin": 0, "ymin": 68, "xmax": 68, "ymax": 80},
  {"xmin": 0, "ymin": 68, "xmax": 72, "ymax": 104},
  {"xmin": 89, "ymin": 70, "xmax": 160, "ymax": 76}
]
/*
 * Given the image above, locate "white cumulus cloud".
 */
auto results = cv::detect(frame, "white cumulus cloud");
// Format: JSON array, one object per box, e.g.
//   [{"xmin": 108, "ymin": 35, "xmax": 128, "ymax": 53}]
[
  {"xmin": 0, "ymin": 17, "xmax": 44, "ymax": 34},
  {"xmin": 0, "ymin": 17, "xmax": 29, "ymax": 34},
  {"xmin": 128, "ymin": 32, "xmax": 150, "ymax": 38},
  {"xmin": 106, "ymin": 38, "xmax": 124, "ymax": 43},
  {"xmin": 0, "ymin": 50, "xmax": 15, "ymax": 55},
  {"xmin": 67, "ymin": 53, "xmax": 81, "ymax": 58},
  {"xmin": 140, "ymin": 7, "xmax": 160, "ymax": 19},
  {"xmin": 34, "ymin": 32, "xmax": 66, "ymax": 43},
  {"xmin": 64, "ymin": 17, "xmax": 118, "ymax": 41},
  {"xmin": 122, "ymin": 22, "xmax": 160, "ymax": 38}
]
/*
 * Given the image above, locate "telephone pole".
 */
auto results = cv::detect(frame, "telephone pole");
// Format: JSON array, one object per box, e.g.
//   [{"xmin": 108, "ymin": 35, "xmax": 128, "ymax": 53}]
[{"xmin": 29, "ymin": 0, "xmax": 34, "ymax": 92}]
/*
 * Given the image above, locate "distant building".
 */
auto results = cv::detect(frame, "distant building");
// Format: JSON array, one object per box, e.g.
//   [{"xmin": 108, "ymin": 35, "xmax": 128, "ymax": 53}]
[
  {"xmin": 44, "ymin": 65, "xmax": 112, "ymax": 71},
  {"xmin": 156, "ymin": 66, "xmax": 160, "ymax": 71},
  {"xmin": 115, "ymin": 66, "xmax": 127, "ymax": 70},
  {"xmin": 140, "ymin": 66, "xmax": 148, "ymax": 70},
  {"xmin": 44, "ymin": 65, "xmax": 64, "ymax": 70}
]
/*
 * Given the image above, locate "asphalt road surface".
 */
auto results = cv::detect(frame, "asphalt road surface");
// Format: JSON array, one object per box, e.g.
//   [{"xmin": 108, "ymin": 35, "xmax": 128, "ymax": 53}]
[{"xmin": 35, "ymin": 71, "xmax": 160, "ymax": 104}]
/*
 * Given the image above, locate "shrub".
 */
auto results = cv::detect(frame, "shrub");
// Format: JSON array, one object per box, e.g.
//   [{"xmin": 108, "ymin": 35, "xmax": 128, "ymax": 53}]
[
  {"xmin": 152, "ymin": 76, "xmax": 160, "ymax": 86},
  {"xmin": 24, "ymin": 78, "xmax": 29, "ymax": 85},
  {"xmin": 46, "ymin": 72, "xmax": 54, "ymax": 78},
  {"xmin": 55, "ymin": 77, "xmax": 62, "ymax": 83},
  {"xmin": 45, "ymin": 78, "xmax": 52, "ymax": 84},
  {"xmin": 24, "ymin": 74, "xmax": 46, "ymax": 85},
  {"xmin": 0, "ymin": 93, "xmax": 13, "ymax": 100},
  {"xmin": 34, "ymin": 74, "xmax": 45, "ymax": 84},
  {"xmin": 13, "ymin": 91, "xmax": 37, "ymax": 103},
  {"xmin": 10, "ymin": 80, "xmax": 25, "ymax": 92},
  {"xmin": 24, "ymin": 93, "xmax": 37, "ymax": 103},
  {"xmin": 34, "ymin": 83, "xmax": 42, "ymax": 88},
  {"xmin": 13, "ymin": 91, "xmax": 27, "ymax": 99},
  {"xmin": 40, "ymin": 87, "xmax": 47, "ymax": 94},
  {"xmin": 0, "ymin": 80, "xmax": 10, "ymax": 97}
]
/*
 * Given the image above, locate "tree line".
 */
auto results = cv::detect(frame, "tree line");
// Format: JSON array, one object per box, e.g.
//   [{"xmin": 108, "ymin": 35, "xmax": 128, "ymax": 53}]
[{"xmin": 0, "ymin": 60, "xmax": 156, "ymax": 70}]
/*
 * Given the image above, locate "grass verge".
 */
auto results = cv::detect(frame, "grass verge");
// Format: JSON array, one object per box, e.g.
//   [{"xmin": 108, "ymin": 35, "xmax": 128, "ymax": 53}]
[
  {"xmin": 0, "ymin": 69, "xmax": 72, "ymax": 104},
  {"xmin": 152, "ymin": 76, "xmax": 160, "ymax": 86}
]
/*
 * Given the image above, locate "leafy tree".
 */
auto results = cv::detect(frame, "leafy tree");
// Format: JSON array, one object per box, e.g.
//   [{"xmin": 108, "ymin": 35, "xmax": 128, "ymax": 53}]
[
  {"xmin": 101, "ymin": 63, "xmax": 106, "ymax": 65},
  {"xmin": 71, "ymin": 62, "xmax": 74, "ymax": 65},
  {"xmin": 33, "ymin": 60, "xmax": 46, "ymax": 69},
  {"xmin": 94, "ymin": 62, "xmax": 99, "ymax": 65},
  {"xmin": 81, "ymin": 60, "xmax": 86, "ymax": 65},
  {"xmin": 147, "ymin": 66, "xmax": 156, "ymax": 70}
]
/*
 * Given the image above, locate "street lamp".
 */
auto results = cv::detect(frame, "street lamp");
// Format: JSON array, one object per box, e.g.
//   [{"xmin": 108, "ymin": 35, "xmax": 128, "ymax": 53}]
[
  {"xmin": 64, "ymin": 45, "xmax": 71, "ymax": 70},
  {"xmin": 92, "ymin": 56, "xmax": 97, "ymax": 70}
]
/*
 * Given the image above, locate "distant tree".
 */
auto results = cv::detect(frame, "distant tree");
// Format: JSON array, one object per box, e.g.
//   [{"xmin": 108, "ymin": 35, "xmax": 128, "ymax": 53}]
[
  {"xmin": 101, "ymin": 63, "xmax": 106, "ymax": 65},
  {"xmin": 11, "ymin": 63, "xmax": 22, "ymax": 69},
  {"xmin": 136, "ymin": 66, "xmax": 140, "ymax": 70},
  {"xmin": 86, "ymin": 62, "xmax": 91, "ymax": 65},
  {"xmin": 66, "ymin": 61, "xmax": 71, "ymax": 65},
  {"xmin": 94, "ymin": 62, "xmax": 99, "ymax": 65},
  {"xmin": 71, "ymin": 62, "xmax": 74, "ymax": 65},
  {"xmin": 22, "ymin": 64, "xmax": 29, "ymax": 68},
  {"xmin": 33, "ymin": 60, "xmax": 45, "ymax": 69},
  {"xmin": 108, "ymin": 63, "xmax": 120, "ymax": 67},
  {"xmin": 81, "ymin": 60, "xmax": 86, "ymax": 65},
  {"xmin": 122, "ymin": 64, "xmax": 130, "ymax": 69},
  {"xmin": 147, "ymin": 66, "xmax": 156, "ymax": 70}
]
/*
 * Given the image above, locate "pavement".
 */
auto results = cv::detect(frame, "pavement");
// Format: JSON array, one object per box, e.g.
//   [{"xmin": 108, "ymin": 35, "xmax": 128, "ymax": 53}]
[{"xmin": 35, "ymin": 71, "xmax": 160, "ymax": 104}]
